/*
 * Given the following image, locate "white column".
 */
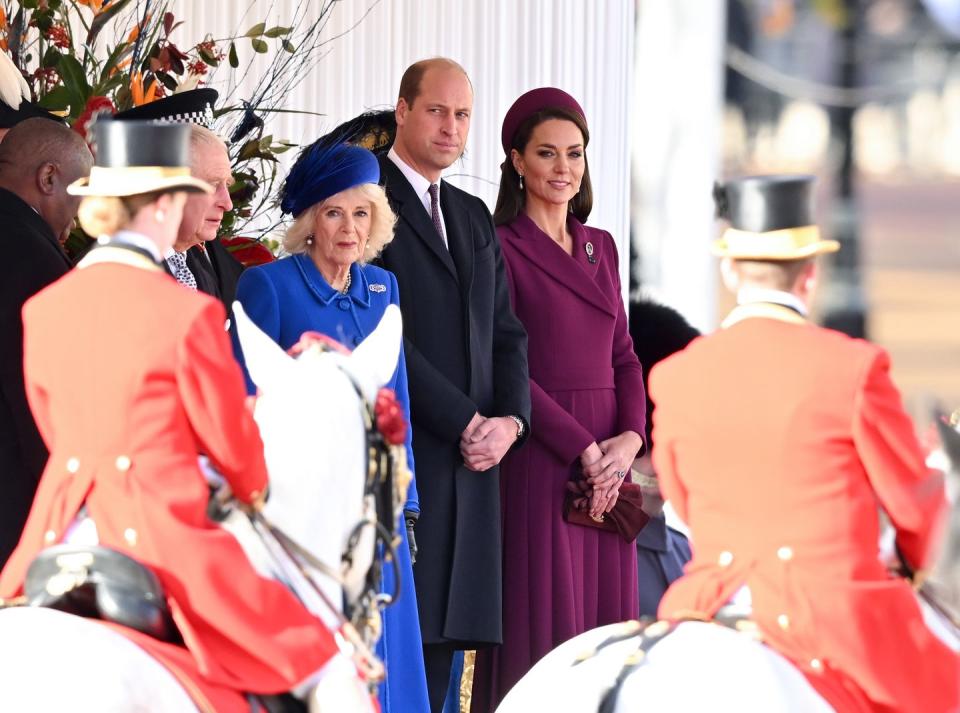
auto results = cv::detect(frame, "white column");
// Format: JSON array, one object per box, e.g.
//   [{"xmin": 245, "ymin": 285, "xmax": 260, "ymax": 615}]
[{"xmin": 631, "ymin": 0, "xmax": 726, "ymax": 331}]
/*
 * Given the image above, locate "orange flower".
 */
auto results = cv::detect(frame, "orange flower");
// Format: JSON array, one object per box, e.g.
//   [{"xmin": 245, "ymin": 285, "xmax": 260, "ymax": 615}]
[
  {"xmin": 130, "ymin": 72, "xmax": 157, "ymax": 107},
  {"xmin": 77, "ymin": 0, "xmax": 107, "ymax": 12},
  {"xmin": 108, "ymin": 56, "xmax": 132, "ymax": 77},
  {"xmin": 127, "ymin": 13, "xmax": 150, "ymax": 43}
]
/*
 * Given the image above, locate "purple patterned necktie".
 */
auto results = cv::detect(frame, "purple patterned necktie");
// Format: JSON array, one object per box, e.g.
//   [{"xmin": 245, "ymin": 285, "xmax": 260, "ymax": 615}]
[{"xmin": 428, "ymin": 183, "xmax": 445, "ymax": 246}]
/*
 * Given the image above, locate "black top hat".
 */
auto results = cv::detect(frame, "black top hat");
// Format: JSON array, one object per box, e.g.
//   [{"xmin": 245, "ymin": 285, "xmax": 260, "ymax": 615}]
[
  {"xmin": 68, "ymin": 119, "xmax": 212, "ymax": 197},
  {"xmin": 113, "ymin": 88, "xmax": 218, "ymax": 127},
  {"xmin": 711, "ymin": 175, "xmax": 838, "ymax": 260}
]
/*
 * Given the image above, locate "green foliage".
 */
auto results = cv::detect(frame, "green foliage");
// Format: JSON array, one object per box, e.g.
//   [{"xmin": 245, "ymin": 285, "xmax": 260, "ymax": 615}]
[{"xmin": 1, "ymin": 0, "xmax": 340, "ymax": 258}]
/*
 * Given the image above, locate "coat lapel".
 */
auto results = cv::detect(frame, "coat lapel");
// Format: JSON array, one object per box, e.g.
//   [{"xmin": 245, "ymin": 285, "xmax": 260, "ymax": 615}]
[
  {"xmin": 186, "ymin": 246, "xmax": 221, "ymax": 297},
  {"xmin": 502, "ymin": 213, "xmax": 615, "ymax": 317},
  {"xmin": 440, "ymin": 182, "xmax": 473, "ymax": 295},
  {"xmin": 380, "ymin": 157, "xmax": 458, "ymax": 281}
]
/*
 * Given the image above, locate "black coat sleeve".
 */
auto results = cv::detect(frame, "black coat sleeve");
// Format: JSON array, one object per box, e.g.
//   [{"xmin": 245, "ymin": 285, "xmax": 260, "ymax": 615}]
[{"xmin": 485, "ymin": 207, "xmax": 531, "ymax": 446}]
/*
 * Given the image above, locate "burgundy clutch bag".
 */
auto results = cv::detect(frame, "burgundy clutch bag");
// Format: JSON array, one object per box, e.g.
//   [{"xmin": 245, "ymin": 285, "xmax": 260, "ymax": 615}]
[{"xmin": 562, "ymin": 482, "xmax": 649, "ymax": 543}]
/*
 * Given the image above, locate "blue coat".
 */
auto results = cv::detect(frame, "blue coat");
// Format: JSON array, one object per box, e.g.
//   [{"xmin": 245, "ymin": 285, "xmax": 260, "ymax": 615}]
[
  {"xmin": 233, "ymin": 253, "xmax": 428, "ymax": 712},
  {"xmin": 635, "ymin": 514, "xmax": 691, "ymax": 618}
]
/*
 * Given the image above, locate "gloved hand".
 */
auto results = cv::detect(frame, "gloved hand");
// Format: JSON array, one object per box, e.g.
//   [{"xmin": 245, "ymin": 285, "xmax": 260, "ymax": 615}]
[{"xmin": 404, "ymin": 510, "xmax": 418, "ymax": 565}]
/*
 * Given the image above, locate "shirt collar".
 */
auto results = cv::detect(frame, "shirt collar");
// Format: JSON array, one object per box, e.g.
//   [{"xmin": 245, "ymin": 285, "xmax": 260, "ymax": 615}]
[
  {"xmin": 111, "ymin": 230, "xmax": 163, "ymax": 262},
  {"xmin": 736, "ymin": 287, "xmax": 808, "ymax": 317},
  {"xmin": 388, "ymin": 146, "xmax": 440, "ymax": 202},
  {"xmin": 293, "ymin": 254, "xmax": 370, "ymax": 308}
]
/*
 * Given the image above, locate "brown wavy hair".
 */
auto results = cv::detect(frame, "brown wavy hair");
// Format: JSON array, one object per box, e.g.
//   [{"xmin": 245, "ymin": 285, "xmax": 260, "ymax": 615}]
[{"xmin": 493, "ymin": 107, "xmax": 593, "ymax": 226}]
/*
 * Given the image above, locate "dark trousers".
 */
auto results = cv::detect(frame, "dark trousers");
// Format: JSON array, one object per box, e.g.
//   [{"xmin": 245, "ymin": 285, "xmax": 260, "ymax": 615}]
[{"xmin": 423, "ymin": 642, "xmax": 456, "ymax": 713}]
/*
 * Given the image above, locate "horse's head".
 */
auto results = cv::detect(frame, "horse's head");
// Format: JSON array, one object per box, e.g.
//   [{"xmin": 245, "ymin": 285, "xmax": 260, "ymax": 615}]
[
  {"xmin": 232, "ymin": 301, "xmax": 403, "ymax": 628},
  {"xmin": 929, "ymin": 410, "xmax": 960, "ymax": 619}
]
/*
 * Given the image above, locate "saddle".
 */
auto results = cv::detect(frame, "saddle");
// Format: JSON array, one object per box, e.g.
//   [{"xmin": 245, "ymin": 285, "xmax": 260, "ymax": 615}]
[
  {"xmin": 576, "ymin": 608, "xmax": 759, "ymax": 713},
  {"xmin": 23, "ymin": 545, "xmax": 309, "ymax": 713},
  {"xmin": 23, "ymin": 544, "xmax": 179, "ymax": 643}
]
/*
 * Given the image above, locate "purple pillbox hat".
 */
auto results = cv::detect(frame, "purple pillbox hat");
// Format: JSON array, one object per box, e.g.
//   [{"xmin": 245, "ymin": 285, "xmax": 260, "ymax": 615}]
[{"xmin": 500, "ymin": 87, "xmax": 586, "ymax": 154}]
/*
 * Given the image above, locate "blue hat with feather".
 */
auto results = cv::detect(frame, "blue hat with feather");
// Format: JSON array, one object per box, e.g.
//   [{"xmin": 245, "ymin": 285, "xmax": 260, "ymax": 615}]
[{"xmin": 280, "ymin": 135, "xmax": 380, "ymax": 218}]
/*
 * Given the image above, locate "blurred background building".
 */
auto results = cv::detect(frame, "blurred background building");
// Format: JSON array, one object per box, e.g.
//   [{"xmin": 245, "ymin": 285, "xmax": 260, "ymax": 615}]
[{"xmin": 632, "ymin": 0, "xmax": 960, "ymax": 416}]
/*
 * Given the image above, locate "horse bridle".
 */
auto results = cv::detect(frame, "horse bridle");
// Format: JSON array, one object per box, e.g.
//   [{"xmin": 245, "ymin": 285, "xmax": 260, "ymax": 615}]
[{"xmin": 245, "ymin": 334, "xmax": 405, "ymax": 683}]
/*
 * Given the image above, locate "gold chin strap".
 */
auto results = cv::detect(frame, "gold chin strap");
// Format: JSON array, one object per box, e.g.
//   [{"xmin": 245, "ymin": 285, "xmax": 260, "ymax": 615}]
[
  {"xmin": 721, "ymin": 302, "xmax": 808, "ymax": 329},
  {"xmin": 77, "ymin": 246, "xmax": 163, "ymax": 273}
]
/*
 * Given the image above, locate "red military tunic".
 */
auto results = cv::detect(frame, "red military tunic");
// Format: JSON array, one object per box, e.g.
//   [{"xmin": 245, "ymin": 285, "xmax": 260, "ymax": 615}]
[
  {"xmin": 650, "ymin": 302, "xmax": 959, "ymax": 713},
  {"xmin": 0, "ymin": 245, "xmax": 338, "ymax": 697}
]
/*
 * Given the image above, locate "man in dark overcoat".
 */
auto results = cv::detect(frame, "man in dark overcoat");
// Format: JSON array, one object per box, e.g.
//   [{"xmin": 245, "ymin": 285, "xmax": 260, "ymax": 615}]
[
  {"xmin": 375, "ymin": 57, "xmax": 531, "ymax": 711},
  {"xmin": 0, "ymin": 118, "xmax": 91, "ymax": 565}
]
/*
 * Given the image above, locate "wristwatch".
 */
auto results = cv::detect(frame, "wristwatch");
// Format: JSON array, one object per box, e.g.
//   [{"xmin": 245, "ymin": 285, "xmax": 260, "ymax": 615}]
[{"xmin": 508, "ymin": 415, "xmax": 525, "ymax": 440}]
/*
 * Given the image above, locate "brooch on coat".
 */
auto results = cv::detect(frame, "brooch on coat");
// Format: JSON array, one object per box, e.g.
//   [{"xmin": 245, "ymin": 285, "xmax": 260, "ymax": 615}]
[
  {"xmin": 369, "ymin": 283, "xmax": 386, "ymax": 293},
  {"xmin": 585, "ymin": 241, "xmax": 596, "ymax": 264}
]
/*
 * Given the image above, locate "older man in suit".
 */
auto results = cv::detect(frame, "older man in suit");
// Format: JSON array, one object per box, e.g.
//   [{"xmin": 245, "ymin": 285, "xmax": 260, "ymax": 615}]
[
  {"xmin": 178, "ymin": 124, "xmax": 243, "ymax": 310},
  {"xmin": 114, "ymin": 90, "xmax": 243, "ymax": 311},
  {"xmin": 375, "ymin": 57, "xmax": 530, "ymax": 711},
  {"xmin": 650, "ymin": 175, "xmax": 958, "ymax": 712},
  {"xmin": 0, "ymin": 118, "xmax": 92, "ymax": 566}
]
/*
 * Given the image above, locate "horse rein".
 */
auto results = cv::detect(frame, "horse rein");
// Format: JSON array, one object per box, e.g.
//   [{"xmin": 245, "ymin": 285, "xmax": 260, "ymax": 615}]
[{"xmin": 237, "ymin": 335, "xmax": 406, "ymax": 684}]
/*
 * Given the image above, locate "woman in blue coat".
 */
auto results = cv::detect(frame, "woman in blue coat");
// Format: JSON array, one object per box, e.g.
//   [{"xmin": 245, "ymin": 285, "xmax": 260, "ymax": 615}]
[{"xmin": 232, "ymin": 138, "xmax": 429, "ymax": 712}]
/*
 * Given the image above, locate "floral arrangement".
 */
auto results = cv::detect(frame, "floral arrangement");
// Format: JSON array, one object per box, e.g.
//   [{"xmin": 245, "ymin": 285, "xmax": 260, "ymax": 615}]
[{"xmin": 1, "ymin": 0, "xmax": 344, "ymax": 262}]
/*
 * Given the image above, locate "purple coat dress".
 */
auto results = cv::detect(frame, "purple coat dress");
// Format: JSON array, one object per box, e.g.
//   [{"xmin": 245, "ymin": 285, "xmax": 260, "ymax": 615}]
[{"xmin": 471, "ymin": 213, "xmax": 644, "ymax": 711}]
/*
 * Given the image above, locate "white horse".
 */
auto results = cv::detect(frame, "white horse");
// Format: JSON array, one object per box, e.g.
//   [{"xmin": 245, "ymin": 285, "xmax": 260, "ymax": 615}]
[
  {"xmin": 500, "ymin": 417, "xmax": 960, "ymax": 713},
  {"xmin": 0, "ymin": 303, "xmax": 404, "ymax": 712}
]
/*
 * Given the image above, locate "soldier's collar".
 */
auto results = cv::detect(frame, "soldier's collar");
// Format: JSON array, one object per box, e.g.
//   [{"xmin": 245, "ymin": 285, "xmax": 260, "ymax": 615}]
[
  {"xmin": 78, "ymin": 243, "xmax": 164, "ymax": 273},
  {"xmin": 721, "ymin": 301, "xmax": 808, "ymax": 329}
]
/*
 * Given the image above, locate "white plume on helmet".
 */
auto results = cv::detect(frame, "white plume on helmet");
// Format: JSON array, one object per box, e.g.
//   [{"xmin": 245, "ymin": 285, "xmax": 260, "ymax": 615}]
[{"xmin": 0, "ymin": 50, "xmax": 31, "ymax": 110}]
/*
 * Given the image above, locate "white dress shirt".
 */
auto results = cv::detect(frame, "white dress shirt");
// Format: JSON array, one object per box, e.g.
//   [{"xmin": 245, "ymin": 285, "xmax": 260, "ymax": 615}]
[{"xmin": 387, "ymin": 146, "xmax": 447, "ymax": 247}]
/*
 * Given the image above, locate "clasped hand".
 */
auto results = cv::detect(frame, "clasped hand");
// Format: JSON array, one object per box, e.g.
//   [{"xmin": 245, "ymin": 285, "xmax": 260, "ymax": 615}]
[
  {"xmin": 460, "ymin": 412, "xmax": 518, "ymax": 472},
  {"xmin": 571, "ymin": 431, "xmax": 644, "ymax": 519}
]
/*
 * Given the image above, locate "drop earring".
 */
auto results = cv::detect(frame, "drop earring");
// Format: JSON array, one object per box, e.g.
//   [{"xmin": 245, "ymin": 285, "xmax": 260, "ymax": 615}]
[{"xmin": 518, "ymin": 174, "xmax": 524, "ymax": 191}]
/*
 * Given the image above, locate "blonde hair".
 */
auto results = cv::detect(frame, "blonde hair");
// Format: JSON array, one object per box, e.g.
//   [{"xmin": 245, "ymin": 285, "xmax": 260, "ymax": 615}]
[
  {"xmin": 77, "ymin": 191, "xmax": 165, "ymax": 237},
  {"xmin": 283, "ymin": 182, "xmax": 396, "ymax": 262}
]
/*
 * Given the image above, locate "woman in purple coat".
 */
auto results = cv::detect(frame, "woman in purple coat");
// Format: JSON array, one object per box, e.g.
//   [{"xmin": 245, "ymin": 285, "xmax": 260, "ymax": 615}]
[{"xmin": 471, "ymin": 88, "xmax": 645, "ymax": 711}]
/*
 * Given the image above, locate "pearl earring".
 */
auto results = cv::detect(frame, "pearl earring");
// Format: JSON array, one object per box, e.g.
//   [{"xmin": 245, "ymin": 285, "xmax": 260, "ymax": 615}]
[
  {"xmin": 518, "ymin": 174, "xmax": 524, "ymax": 191},
  {"xmin": 155, "ymin": 209, "xmax": 165, "ymax": 223},
  {"xmin": 305, "ymin": 234, "xmax": 314, "ymax": 245}
]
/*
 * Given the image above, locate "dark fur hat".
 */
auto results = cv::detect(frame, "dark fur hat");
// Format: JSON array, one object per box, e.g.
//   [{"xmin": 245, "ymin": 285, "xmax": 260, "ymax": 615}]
[{"xmin": 629, "ymin": 299, "xmax": 700, "ymax": 449}]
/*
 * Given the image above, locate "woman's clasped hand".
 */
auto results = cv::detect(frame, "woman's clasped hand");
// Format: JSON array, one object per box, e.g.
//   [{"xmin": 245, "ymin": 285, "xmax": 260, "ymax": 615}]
[{"xmin": 577, "ymin": 431, "xmax": 643, "ymax": 518}]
